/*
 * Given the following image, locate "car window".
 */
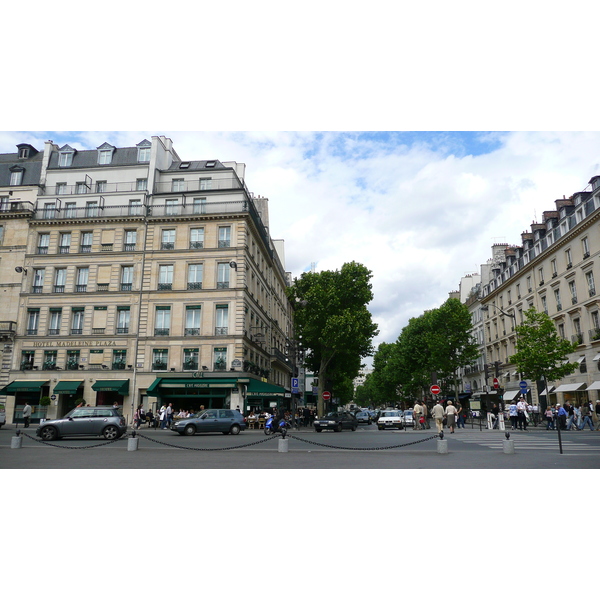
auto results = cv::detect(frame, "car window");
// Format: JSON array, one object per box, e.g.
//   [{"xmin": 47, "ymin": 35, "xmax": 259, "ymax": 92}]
[
  {"xmin": 220, "ymin": 410, "xmax": 234, "ymax": 418},
  {"xmin": 95, "ymin": 409, "xmax": 113, "ymax": 418},
  {"xmin": 72, "ymin": 408, "xmax": 95, "ymax": 418},
  {"xmin": 204, "ymin": 410, "xmax": 218, "ymax": 418}
]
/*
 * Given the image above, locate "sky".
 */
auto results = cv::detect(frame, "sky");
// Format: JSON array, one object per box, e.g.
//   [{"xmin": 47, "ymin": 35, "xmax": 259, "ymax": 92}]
[{"xmin": 2, "ymin": 130, "xmax": 599, "ymax": 362}]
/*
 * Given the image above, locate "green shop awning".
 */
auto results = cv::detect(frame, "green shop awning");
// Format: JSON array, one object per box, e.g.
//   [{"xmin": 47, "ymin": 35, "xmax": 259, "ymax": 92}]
[
  {"xmin": 0, "ymin": 380, "xmax": 48, "ymax": 394},
  {"xmin": 147, "ymin": 377, "xmax": 247, "ymax": 396},
  {"xmin": 91, "ymin": 379, "xmax": 130, "ymax": 394},
  {"xmin": 53, "ymin": 380, "xmax": 84, "ymax": 393},
  {"xmin": 246, "ymin": 379, "xmax": 287, "ymax": 398}
]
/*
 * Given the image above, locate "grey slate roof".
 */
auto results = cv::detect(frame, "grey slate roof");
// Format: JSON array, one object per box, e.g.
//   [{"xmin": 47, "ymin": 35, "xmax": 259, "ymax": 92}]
[
  {"xmin": 47, "ymin": 146, "xmax": 140, "ymax": 169},
  {"xmin": 0, "ymin": 151, "xmax": 43, "ymax": 187},
  {"xmin": 164, "ymin": 159, "xmax": 228, "ymax": 172}
]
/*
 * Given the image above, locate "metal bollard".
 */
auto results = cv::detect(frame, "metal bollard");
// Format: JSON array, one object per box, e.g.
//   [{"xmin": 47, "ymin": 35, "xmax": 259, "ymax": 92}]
[
  {"xmin": 503, "ymin": 432, "xmax": 515, "ymax": 454},
  {"xmin": 11, "ymin": 429, "xmax": 23, "ymax": 449},
  {"xmin": 127, "ymin": 430, "xmax": 139, "ymax": 451},
  {"xmin": 437, "ymin": 430, "xmax": 448, "ymax": 454},
  {"xmin": 278, "ymin": 437, "xmax": 289, "ymax": 453}
]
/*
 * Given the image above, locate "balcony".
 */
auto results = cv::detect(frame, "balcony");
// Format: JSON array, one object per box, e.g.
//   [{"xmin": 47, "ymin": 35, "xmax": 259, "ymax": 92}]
[
  {"xmin": 185, "ymin": 328, "xmax": 200, "ymax": 336},
  {"xmin": 187, "ymin": 282, "xmax": 202, "ymax": 290},
  {"xmin": 70, "ymin": 329, "xmax": 83, "ymax": 335},
  {"xmin": 26, "ymin": 329, "xmax": 38, "ymax": 335},
  {"xmin": 53, "ymin": 285, "xmax": 65, "ymax": 293},
  {"xmin": 216, "ymin": 282, "xmax": 229, "ymax": 289},
  {"xmin": 0, "ymin": 321, "xmax": 17, "ymax": 337},
  {"xmin": 101, "ymin": 244, "xmax": 113, "ymax": 252},
  {"xmin": 590, "ymin": 328, "xmax": 600, "ymax": 342},
  {"xmin": 153, "ymin": 177, "xmax": 243, "ymax": 194},
  {"xmin": 155, "ymin": 328, "xmax": 170, "ymax": 336},
  {"xmin": 92, "ymin": 328, "xmax": 105, "ymax": 335},
  {"xmin": 189, "ymin": 242, "xmax": 203, "ymax": 249},
  {"xmin": 112, "ymin": 362, "xmax": 126, "ymax": 370},
  {"xmin": 32, "ymin": 286, "xmax": 43, "ymax": 294},
  {"xmin": 124, "ymin": 244, "xmax": 136, "ymax": 251},
  {"xmin": 589, "ymin": 287, "xmax": 596, "ymax": 297},
  {"xmin": 97, "ymin": 283, "xmax": 109, "ymax": 292},
  {"xmin": 0, "ymin": 201, "xmax": 34, "ymax": 214},
  {"xmin": 183, "ymin": 361, "xmax": 199, "ymax": 371},
  {"xmin": 120, "ymin": 283, "xmax": 132, "ymax": 291},
  {"xmin": 58, "ymin": 246, "xmax": 70, "ymax": 254},
  {"xmin": 161, "ymin": 242, "xmax": 175, "ymax": 250},
  {"xmin": 218, "ymin": 240, "xmax": 231, "ymax": 248},
  {"xmin": 75, "ymin": 285, "xmax": 88, "ymax": 293},
  {"xmin": 158, "ymin": 283, "xmax": 172, "ymax": 291},
  {"xmin": 80, "ymin": 245, "xmax": 92, "ymax": 253},
  {"xmin": 41, "ymin": 181, "xmax": 143, "ymax": 195},
  {"xmin": 215, "ymin": 327, "xmax": 228, "ymax": 336},
  {"xmin": 116, "ymin": 327, "xmax": 129, "ymax": 334},
  {"xmin": 152, "ymin": 361, "xmax": 168, "ymax": 371},
  {"xmin": 572, "ymin": 333, "xmax": 584, "ymax": 345},
  {"xmin": 37, "ymin": 246, "xmax": 49, "ymax": 254}
]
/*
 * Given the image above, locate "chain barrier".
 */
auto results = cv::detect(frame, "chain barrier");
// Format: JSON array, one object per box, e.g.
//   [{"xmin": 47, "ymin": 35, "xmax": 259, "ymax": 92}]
[
  {"xmin": 134, "ymin": 431, "xmax": 284, "ymax": 451},
  {"xmin": 285, "ymin": 433, "xmax": 440, "ymax": 451},
  {"xmin": 19, "ymin": 431, "xmax": 127, "ymax": 450}
]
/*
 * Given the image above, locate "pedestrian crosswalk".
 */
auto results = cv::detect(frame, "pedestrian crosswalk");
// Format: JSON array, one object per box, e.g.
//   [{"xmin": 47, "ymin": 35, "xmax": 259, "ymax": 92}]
[{"xmin": 453, "ymin": 432, "xmax": 599, "ymax": 453}]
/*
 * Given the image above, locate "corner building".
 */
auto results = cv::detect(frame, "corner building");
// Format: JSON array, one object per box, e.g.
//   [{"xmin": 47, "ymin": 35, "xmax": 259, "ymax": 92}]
[{"xmin": 0, "ymin": 136, "xmax": 294, "ymax": 424}]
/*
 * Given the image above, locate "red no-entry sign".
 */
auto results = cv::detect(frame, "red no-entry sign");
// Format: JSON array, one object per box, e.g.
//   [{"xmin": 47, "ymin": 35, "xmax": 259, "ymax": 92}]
[
  {"xmin": 430, "ymin": 385, "xmax": 441, "ymax": 395},
  {"xmin": 322, "ymin": 391, "xmax": 331, "ymax": 400}
]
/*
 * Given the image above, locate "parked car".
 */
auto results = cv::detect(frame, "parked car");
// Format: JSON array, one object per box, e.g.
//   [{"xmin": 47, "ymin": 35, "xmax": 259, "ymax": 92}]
[
  {"xmin": 0, "ymin": 403, "xmax": 6, "ymax": 428},
  {"xmin": 314, "ymin": 411, "xmax": 358, "ymax": 432},
  {"xmin": 36, "ymin": 406, "xmax": 127, "ymax": 441},
  {"xmin": 354, "ymin": 410, "xmax": 372, "ymax": 425},
  {"xmin": 171, "ymin": 408, "xmax": 246, "ymax": 435},
  {"xmin": 377, "ymin": 410, "xmax": 404, "ymax": 430},
  {"xmin": 403, "ymin": 409, "xmax": 414, "ymax": 427}
]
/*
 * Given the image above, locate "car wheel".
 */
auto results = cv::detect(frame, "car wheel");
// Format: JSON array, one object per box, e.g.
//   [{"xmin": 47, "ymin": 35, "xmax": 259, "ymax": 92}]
[
  {"xmin": 230, "ymin": 424, "xmax": 241, "ymax": 435},
  {"xmin": 39, "ymin": 426, "xmax": 58, "ymax": 441},
  {"xmin": 367, "ymin": 419, "xmax": 372, "ymax": 425},
  {"xmin": 103, "ymin": 425, "xmax": 121, "ymax": 440},
  {"xmin": 351, "ymin": 425, "xmax": 357, "ymax": 431},
  {"xmin": 183, "ymin": 424, "xmax": 196, "ymax": 436},
  {"xmin": 378, "ymin": 426, "xmax": 383, "ymax": 431},
  {"xmin": 336, "ymin": 424, "xmax": 343, "ymax": 432},
  {"xmin": 315, "ymin": 428, "xmax": 322, "ymax": 433}
]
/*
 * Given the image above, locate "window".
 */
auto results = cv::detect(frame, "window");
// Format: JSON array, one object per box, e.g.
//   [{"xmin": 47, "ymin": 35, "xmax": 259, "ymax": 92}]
[
  {"xmin": 551, "ymin": 259, "xmax": 557, "ymax": 277},
  {"xmin": 71, "ymin": 308, "xmax": 84, "ymax": 335},
  {"xmin": 66, "ymin": 350, "xmax": 80, "ymax": 370},
  {"xmin": 113, "ymin": 350, "xmax": 127, "ymax": 370},
  {"xmin": 96, "ymin": 181, "xmax": 107, "ymax": 193},
  {"xmin": 33, "ymin": 268, "xmax": 45, "ymax": 293},
  {"xmin": 44, "ymin": 202, "xmax": 56, "ymax": 219},
  {"xmin": 54, "ymin": 268, "xmax": 67, "ymax": 293},
  {"xmin": 117, "ymin": 307, "xmax": 130, "ymax": 334},
  {"xmin": 155, "ymin": 307, "xmax": 171, "ymax": 336},
  {"xmin": 76, "ymin": 267, "xmax": 89, "ymax": 292},
  {"xmin": 10, "ymin": 169, "xmax": 23, "ymax": 186},
  {"xmin": 185, "ymin": 306, "xmax": 201, "ymax": 336},
  {"xmin": 190, "ymin": 227, "xmax": 204, "ymax": 249},
  {"xmin": 573, "ymin": 317, "xmax": 583, "ymax": 344},
  {"xmin": 199, "ymin": 178, "xmax": 212, "ymax": 190},
  {"xmin": 129, "ymin": 199, "xmax": 142, "ymax": 215},
  {"xmin": 27, "ymin": 310, "xmax": 39, "ymax": 335},
  {"xmin": 526, "ymin": 276, "xmax": 532, "ymax": 292},
  {"xmin": 187, "ymin": 264, "xmax": 203, "ymax": 290},
  {"xmin": 43, "ymin": 350, "xmax": 57, "ymax": 370},
  {"xmin": 86, "ymin": 201, "xmax": 99, "ymax": 217},
  {"xmin": 171, "ymin": 179, "xmax": 185, "ymax": 192},
  {"xmin": 136, "ymin": 178, "xmax": 147, "ymax": 191},
  {"xmin": 158, "ymin": 265, "xmax": 173, "ymax": 290},
  {"xmin": 59, "ymin": 232, "xmax": 71, "ymax": 254},
  {"xmin": 21, "ymin": 350, "xmax": 35, "ymax": 370},
  {"xmin": 124, "ymin": 230, "xmax": 137, "ymax": 251},
  {"xmin": 541, "ymin": 296, "xmax": 548, "ymax": 313},
  {"xmin": 121, "ymin": 266, "xmax": 133, "ymax": 291},
  {"xmin": 165, "ymin": 199, "xmax": 179, "ymax": 215},
  {"xmin": 582, "ymin": 237, "xmax": 590, "ymax": 258},
  {"xmin": 558, "ymin": 323, "xmax": 565, "ymax": 339},
  {"xmin": 569, "ymin": 280, "xmax": 577, "ymax": 304},
  {"xmin": 59, "ymin": 148, "xmax": 74, "ymax": 167},
  {"xmin": 554, "ymin": 288, "xmax": 562, "ymax": 311},
  {"xmin": 193, "ymin": 197, "xmax": 206, "ymax": 214},
  {"xmin": 48, "ymin": 309, "xmax": 62, "ymax": 335},
  {"xmin": 19, "ymin": 147, "xmax": 29, "ymax": 159},
  {"xmin": 218, "ymin": 226, "xmax": 231, "ymax": 248},
  {"xmin": 65, "ymin": 202, "xmax": 77, "ymax": 218},
  {"xmin": 214, "ymin": 347, "xmax": 227, "ymax": 370},
  {"xmin": 152, "ymin": 349, "xmax": 168, "ymax": 370},
  {"xmin": 38, "ymin": 233, "xmax": 50, "ymax": 254},
  {"xmin": 80, "ymin": 231, "xmax": 92, "ymax": 253},
  {"xmin": 98, "ymin": 150, "xmax": 112, "ymax": 165},
  {"xmin": 215, "ymin": 304, "xmax": 228, "ymax": 335},
  {"xmin": 183, "ymin": 348, "xmax": 199, "ymax": 371},
  {"xmin": 217, "ymin": 263, "xmax": 230, "ymax": 289},
  {"xmin": 516, "ymin": 283, "xmax": 521, "ymax": 298},
  {"xmin": 586, "ymin": 271, "xmax": 596, "ymax": 296},
  {"xmin": 138, "ymin": 147, "xmax": 151, "ymax": 163},
  {"xmin": 76, "ymin": 182, "xmax": 88, "ymax": 194},
  {"xmin": 179, "ymin": 162, "xmax": 190, "ymax": 169},
  {"xmin": 56, "ymin": 182, "xmax": 68, "ymax": 195},
  {"xmin": 205, "ymin": 161, "xmax": 216, "ymax": 168},
  {"xmin": 566, "ymin": 248, "xmax": 572, "ymax": 267},
  {"xmin": 538, "ymin": 267, "xmax": 544, "ymax": 285},
  {"xmin": 161, "ymin": 229, "xmax": 176, "ymax": 250}
]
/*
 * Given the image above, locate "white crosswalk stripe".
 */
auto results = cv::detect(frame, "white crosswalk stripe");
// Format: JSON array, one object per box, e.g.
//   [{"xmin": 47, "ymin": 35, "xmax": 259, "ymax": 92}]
[{"xmin": 453, "ymin": 434, "xmax": 598, "ymax": 452}]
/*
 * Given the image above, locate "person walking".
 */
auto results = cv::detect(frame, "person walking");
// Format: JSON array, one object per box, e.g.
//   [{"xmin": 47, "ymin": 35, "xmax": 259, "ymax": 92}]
[
  {"xmin": 516, "ymin": 397, "xmax": 528, "ymax": 430},
  {"xmin": 422, "ymin": 402, "xmax": 430, "ymax": 429},
  {"xmin": 491, "ymin": 403, "xmax": 500, "ymax": 429},
  {"xmin": 556, "ymin": 404, "xmax": 568, "ymax": 430},
  {"xmin": 578, "ymin": 403, "xmax": 595, "ymax": 431},
  {"xmin": 159, "ymin": 405, "xmax": 167, "ymax": 429},
  {"xmin": 445, "ymin": 400, "xmax": 458, "ymax": 433},
  {"xmin": 565, "ymin": 404, "xmax": 576, "ymax": 430},
  {"xmin": 431, "ymin": 400, "xmax": 445, "ymax": 433},
  {"xmin": 544, "ymin": 405, "xmax": 555, "ymax": 430},
  {"xmin": 166, "ymin": 403, "xmax": 174, "ymax": 427},
  {"xmin": 413, "ymin": 401, "xmax": 423, "ymax": 430},
  {"xmin": 594, "ymin": 401, "xmax": 600, "ymax": 430},
  {"xmin": 508, "ymin": 400, "xmax": 518, "ymax": 430},
  {"xmin": 22, "ymin": 401, "xmax": 32, "ymax": 428}
]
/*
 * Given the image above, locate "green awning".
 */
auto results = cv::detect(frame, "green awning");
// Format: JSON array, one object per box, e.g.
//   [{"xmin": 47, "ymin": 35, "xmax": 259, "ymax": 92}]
[
  {"xmin": 246, "ymin": 379, "xmax": 287, "ymax": 398},
  {"xmin": 53, "ymin": 380, "xmax": 84, "ymax": 393},
  {"xmin": 91, "ymin": 379, "xmax": 130, "ymax": 394},
  {"xmin": 0, "ymin": 380, "xmax": 48, "ymax": 394},
  {"xmin": 146, "ymin": 377, "xmax": 247, "ymax": 397}
]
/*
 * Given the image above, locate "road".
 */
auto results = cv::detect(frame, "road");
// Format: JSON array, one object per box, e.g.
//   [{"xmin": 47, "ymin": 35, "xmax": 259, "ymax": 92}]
[{"xmin": 2, "ymin": 422, "xmax": 599, "ymax": 468}]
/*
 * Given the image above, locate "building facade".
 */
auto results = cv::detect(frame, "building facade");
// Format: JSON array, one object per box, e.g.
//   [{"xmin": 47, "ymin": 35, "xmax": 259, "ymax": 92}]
[{"xmin": 0, "ymin": 136, "xmax": 295, "ymax": 424}]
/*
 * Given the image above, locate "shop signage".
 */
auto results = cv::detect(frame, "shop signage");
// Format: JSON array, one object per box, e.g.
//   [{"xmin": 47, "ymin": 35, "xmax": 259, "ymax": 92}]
[{"xmin": 27, "ymin": 340, "xmax": 126, "ymax": 348}]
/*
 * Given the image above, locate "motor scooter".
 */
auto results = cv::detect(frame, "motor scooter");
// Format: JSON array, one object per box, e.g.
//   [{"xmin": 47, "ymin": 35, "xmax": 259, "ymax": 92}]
[{"xmin": 264, "ymin": 415, "xmax": 289, "ymax": 435}]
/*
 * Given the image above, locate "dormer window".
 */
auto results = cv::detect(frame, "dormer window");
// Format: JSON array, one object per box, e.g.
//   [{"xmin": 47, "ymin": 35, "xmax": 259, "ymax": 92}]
[
  {"xmin": 136, "ymin": 139, "xmax": 151, "ymax": 163},
  {"xmin": 58, "ymin": 144, "xmax": 75, "ymax": 167},
  {"xmin": 17, "ymin": 144, "xmax": 37, "ymax": 159},
  {"xmin": 9, "ymin": 166, "xmax": 24, "ymax": 186},
  {"xmin": 97, "ymin": 143, "xmax": 115, "ymax": 165},
  {"xmin": 19, "ymin": 148, "xmax": 29, "ymax": 159},
  {"xmin": 205, "ymin": 160, "xmax": 216, "ymax": 168},
  {"xmin": 179, "ymin": 162, "xmax": 190, "ymax": 169}
]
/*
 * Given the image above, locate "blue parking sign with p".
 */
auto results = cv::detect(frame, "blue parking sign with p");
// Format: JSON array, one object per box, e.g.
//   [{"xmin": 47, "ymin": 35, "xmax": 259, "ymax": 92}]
[{"xmin": 291, "ymin": 378, "xmax": 299, "ymax": 392}]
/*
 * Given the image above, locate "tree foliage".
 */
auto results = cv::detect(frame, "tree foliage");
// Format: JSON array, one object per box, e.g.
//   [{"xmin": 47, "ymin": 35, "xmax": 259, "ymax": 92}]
[
  {"xmin": 510, "ymin": 307, "xmax": 579, "ymax": 382},
  {"xmin": 287, "ymin": 261, "xmax": 379, "ymax": 415}
]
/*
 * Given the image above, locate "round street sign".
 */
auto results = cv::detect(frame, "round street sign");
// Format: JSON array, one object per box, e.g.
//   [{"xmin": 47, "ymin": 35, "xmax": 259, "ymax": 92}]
[
  {"xmin": 430, "ymin": 385, "xmax": 441, "ymax": 395},
  {"xmin": 519, "ymin": 380, "xmax": 528, "ymax": 391},
  {"xmin": 493, "ymin": 377, "xmax": 499, "ymax": 389},
  {"xmin": 322, "ymin": 391, "xmax": 331, "ymax": 401}
]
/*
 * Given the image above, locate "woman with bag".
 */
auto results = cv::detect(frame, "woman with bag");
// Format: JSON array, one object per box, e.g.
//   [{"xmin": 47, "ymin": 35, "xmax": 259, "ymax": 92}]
[{"xmin": 445, "ymin": 400, "xmax": 458, "ymax": 433}]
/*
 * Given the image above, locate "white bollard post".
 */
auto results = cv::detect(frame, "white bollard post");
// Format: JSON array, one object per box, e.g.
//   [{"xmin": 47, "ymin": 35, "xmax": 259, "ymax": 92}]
[
  {"xmin": 278, "ymin": 438, "xmax": 289, "ymax": 453},
  {"xmin": 503, "ymin": 438, "xmax": 515, "ymax": 454},
  {"xmin": 437, "ymin": 432, "xmax": 448, "ymax": 454},
  {"xmin": 11, "ymin": 434, "xmax": 23, "ymax": 449},
  {"xmin": 127, "ymin": 435, "xmax": 139, "ymax": 451}
]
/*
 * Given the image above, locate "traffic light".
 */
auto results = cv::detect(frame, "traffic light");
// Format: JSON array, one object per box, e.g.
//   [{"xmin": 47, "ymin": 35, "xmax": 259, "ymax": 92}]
[
  {"xmin": 494, "ymin": 361, "xmax": 501, "ymax": 377},
  {"xmin": 484, "ymin": 364, "xmax": 490, "ymax": 379}
]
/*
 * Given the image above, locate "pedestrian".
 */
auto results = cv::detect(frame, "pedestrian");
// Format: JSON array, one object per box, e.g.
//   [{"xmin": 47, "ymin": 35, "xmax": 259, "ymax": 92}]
[
  {"xmin": 445, "ymin": 400, "xmax": 458, "ymax": 433},
  {"xmin": 422, "ymin": 402, "xmax": 430, "ymax": 429},
  {"xmin": 22, "ymin": 401, "xmax": 32, "ymax": 428},
  {"xmin": 516, "ymin": 397, "xmax": 528, "ymax": 430},
  {"xmin": 544, "ymin": 405, "xmax": 555, "ymax": 430},
  {"xmin": 431, "ymin": 400, "xmax": 445, "ymax": 433},
  {"xmin": 159, "ymin": 404, "xmax": 167, "ymax": 429},
  {"xmin": 556, "ymin": 404, "xmax": 568, "ymax": 430},
  {"xmin": 491, "ymin": 403, "xmax": 499, "ymax": 429},
  {"xmin": 565, "ymin": 403, "xmax": 576, "ymax": 430},
  {"xmin": 508, "ymin": 400, "xmax": 518, "ymax": 430},
  {"xmin": 134, "ymin": 404, "xmax": 144, "ymax": 430},
  {"xmin": 166, "ymin": 403, "xmax": 173, "ymax": 427},
  {"xmin": 578, "ymin": 403, "xmax": 594, "ymax": 431},
  {"xmin": 413, "ymin": 401, "xmax": 423, "ymax": 430},
  {"xmin": 594, "ymin": 401, "xmax": 600, "ymax": 430}
]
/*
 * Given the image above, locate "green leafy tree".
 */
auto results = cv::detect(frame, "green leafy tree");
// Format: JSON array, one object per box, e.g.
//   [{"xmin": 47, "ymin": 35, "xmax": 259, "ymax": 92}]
[
  {"xmin": 510, "ymin": 307, "xmax": 579, "ymax": 402},
  {"xmin": 288, "ymin": 261, "xmax": 379, "ymax": 416}
]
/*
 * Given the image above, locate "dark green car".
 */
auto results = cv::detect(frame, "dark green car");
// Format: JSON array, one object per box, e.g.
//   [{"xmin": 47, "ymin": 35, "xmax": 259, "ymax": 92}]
[{"xmin": 313, "ymin": 411, "xmax": 358, "ymax": 432}]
